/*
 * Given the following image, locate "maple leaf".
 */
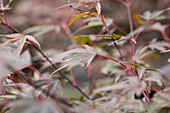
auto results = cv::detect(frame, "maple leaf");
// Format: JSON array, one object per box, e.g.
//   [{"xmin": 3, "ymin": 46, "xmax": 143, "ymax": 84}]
[
  {"xmin": 0, "ymin": 33, "xmax": 40, "ymax": 56},
  {"xmin": 95, "ymin": 2, "xmax": 101, "ymax": 16},
  {"xmin": 0, "ymin": 45, "xmax": 31, "ymax": 77},
  {"xmin": 149, "ymin": 39, "xmax": 168, "ymax": 51},
  {"xmin": 52, "ymin": 45, "xmax": 97, "ymax": 73}
]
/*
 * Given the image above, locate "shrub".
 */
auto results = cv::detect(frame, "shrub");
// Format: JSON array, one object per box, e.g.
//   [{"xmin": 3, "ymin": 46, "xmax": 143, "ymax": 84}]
[{"xmin": 0, "ymin": 0, "xmax": 170, "ymax": 113}]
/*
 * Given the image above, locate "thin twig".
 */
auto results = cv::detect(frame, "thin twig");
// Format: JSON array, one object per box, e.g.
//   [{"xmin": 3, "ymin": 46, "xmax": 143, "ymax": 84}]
[
  {"xmin": 69, "ymin": 66, "xmax": 76, "ymax": 86},
  {"xmin": 142, "ymin": 91, "xmax": 151, "ymax": 102},
  {"xmin": 111, "ymin": 23, "xmax": 127, "ymax": 35},
  {"xmin": 100, "ymin": 14, "xmax": 127, "ymax": 63},
  {"xmin": 99, "ymin": 14, "xmax": 135, "ymax": 76},
  {"xmin": 126, "ymin": 0, "xmax": 135, "ymax": 61}
]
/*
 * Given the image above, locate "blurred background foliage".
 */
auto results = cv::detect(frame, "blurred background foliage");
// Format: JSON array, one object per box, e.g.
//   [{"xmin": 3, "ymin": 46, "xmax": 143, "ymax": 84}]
[{"xmin": 0, "ymin": 0, "xmax": 170, "ymax": 112}]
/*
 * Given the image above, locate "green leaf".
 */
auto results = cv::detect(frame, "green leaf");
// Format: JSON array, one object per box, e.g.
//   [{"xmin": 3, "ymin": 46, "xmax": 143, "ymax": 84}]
[
  {"xmin": 66, "ymin": 12, "xmax": 93, "ymax": 30},
  {"xmin": 73, "ymin": 17, "xmax": 113, "ymax": 34},
  {"xmin": 145, "ymin": 68, "xmax": 161, "ymax": 72},
  {"xmin": 80, "ymin": 96, "xmax": 84, "ymax": 101},
  {"xmin": 74, "ymin": 35, "xmax": 92, "ymax": 44},
  {"xmin": 126, "ymin": 62, "xmax": 139, "ymax": 68},
  {"xmin": 73, "ymin": 24, "xmax": 103, "ymax": 34}
]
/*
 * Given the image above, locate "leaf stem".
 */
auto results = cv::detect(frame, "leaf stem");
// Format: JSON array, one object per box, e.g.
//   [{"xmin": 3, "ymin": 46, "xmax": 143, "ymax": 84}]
[
  {"xmin": 99, "ymin": 14, "xmax": 127, "ymax": 64},
  {"xmin": 145, "ymin": 87, "xmax": 151, "ymax": 102},
  {"xmin": 1, "ymin": 22, "xmax": 20, "ymax": 33},
  {"xmin": 142, "ymin": 90, "xmax": 151, "ymax": 102},
  {"xmin": 96, "ymin": 54, "xmax": 127, "ymax": 69},
  {"xmin": 126, "ymin": 0, "xmax": 135, "ymax": 62},
  {"xmin": 69, "ymin": 66, "xmax": 76, "ymax": 86}
]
